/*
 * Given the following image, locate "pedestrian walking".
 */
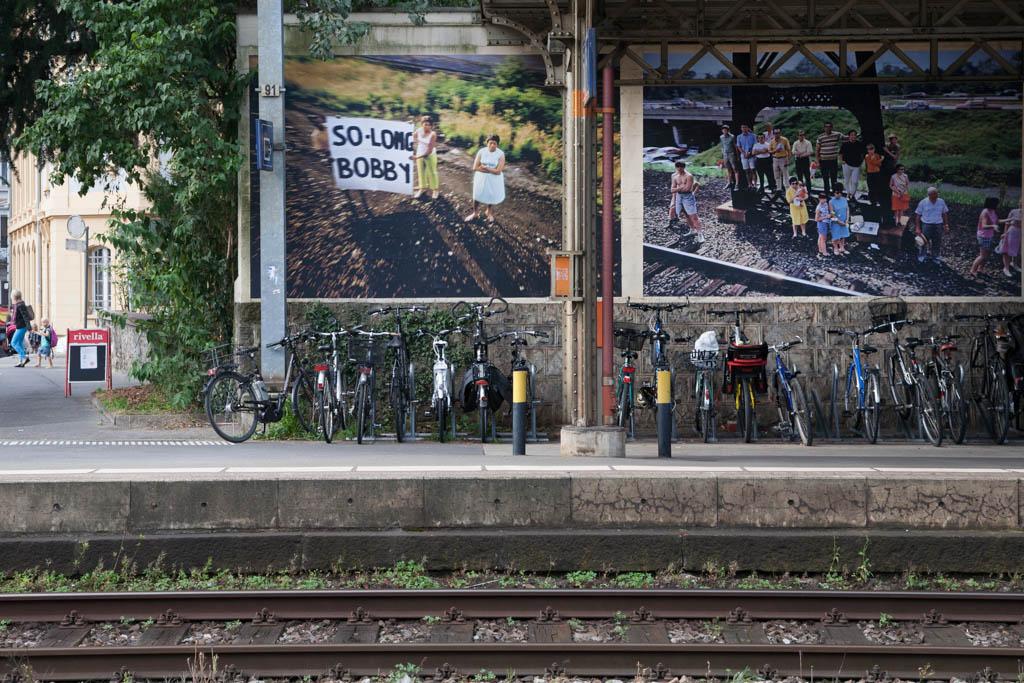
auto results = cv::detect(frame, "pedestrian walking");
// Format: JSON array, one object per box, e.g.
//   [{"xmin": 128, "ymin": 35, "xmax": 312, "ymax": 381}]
[
  {"xmin": 814, "ymin": 194, "xmax": 831, "ymax": 259},
  {"xmin": 815, "ymin": 121, "xmax": 842, "ymax": 196},
  {"xmin": 9, "ymin": 291, "xmax": 31, "ymax": 367},
  {"xmin": 785, "ymin": 177, "xmax": 809, "ymax": 238},
  {"xmin": 36, "ymin": 318, "xmax": 55, "ymax": 368},
  {"xmin": 751, "ymin": 134, "xmax": 773, "ymax": 192},
  {"xmin": 997, "ymin": 204, "xmax": 1022, "ymax": 278},
  {"xmin": 668, "ymin": 161, "xmax": 705, "ymax": 243},
  {"xmin": 719, "ymin": 125, "xmax": 740, "ymax": 189},
  {"xmin": 864, "ymin": 143, "xmax": 885, "ymax": 205},
  {"xmin": 735, "ymin": 124, "xmax": 758, "ymax": 189},
  {"xmin": 914, "ymin": 186, "xmax": 950, "ymax": 263},
  {"xmin": 465, "ymin": 134, "xmax": 506, "ymax": 224},
  {"xmin": 971, "ymin": 197, "xmax": 1000, "ymax": 277},
  {"xmin": 410, "ymin": 116, "xmax": 439, "ymax": 200},
  {"xmin": 829, "ymin": 184, "xmax": 851, "ymax": 256},
  {"xmin": 792, "ymin": 130, "xmax": 813, "ymax": 190},
  {"xmin": 839, "ymin": 130, "xmax": 865, "ymax": 199},
  {"xmin": 769, "ymin": 129, "xmax": 792, "ymax": 192},
  {"xmin": 889, "ymin": 164, "xmax": 910, "ymax": 226}
]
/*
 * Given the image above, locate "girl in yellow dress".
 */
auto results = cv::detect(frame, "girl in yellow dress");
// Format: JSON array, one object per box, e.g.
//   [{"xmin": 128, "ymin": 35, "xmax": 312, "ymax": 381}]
[{"xmin": 785, "ymin": 177, "xmax": 809, "ymax": 238}]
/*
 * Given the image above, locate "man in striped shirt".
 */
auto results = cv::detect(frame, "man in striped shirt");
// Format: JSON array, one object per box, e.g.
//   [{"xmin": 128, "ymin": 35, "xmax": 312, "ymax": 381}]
[{"xmin": 815, "ymin": 121, "xmax": 843, "ymax": 196}]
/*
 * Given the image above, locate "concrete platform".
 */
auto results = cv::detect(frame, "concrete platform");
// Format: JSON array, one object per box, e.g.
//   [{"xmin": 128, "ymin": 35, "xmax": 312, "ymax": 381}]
[{"xmin": 0, "ymin": 441, "xmax": 1020, "ymax": 575}]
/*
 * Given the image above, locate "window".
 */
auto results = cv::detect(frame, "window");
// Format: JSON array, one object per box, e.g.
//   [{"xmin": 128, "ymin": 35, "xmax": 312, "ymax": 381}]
[
  {"xmin": 0, "ymin": 159, "xmax": 8, "ymax": 187},
  {"xmin": 89, "ymin": 247, "xmax": 112, "ymax": 311},
  {"xmin": 0, "ymin": 215, "xmax": 6, "ymax": 249}
]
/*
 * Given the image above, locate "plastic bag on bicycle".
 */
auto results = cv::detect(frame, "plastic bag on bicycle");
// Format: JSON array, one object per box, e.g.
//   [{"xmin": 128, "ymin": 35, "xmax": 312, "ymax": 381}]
[
  {"xmin": 461, "ymin": 365, "xmax": 512, "ymax": 412},
  {"xmin": 722, "ymin": 342, "xmax": 769, "ymax": 395}
]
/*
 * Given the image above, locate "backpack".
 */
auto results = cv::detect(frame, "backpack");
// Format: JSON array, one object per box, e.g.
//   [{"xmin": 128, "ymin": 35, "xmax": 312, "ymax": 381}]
[
  {"xmin": 24, "ymin": 305, "xmax": 34, "ymax": 322},
  {"xmin": 48, "ymin": 328, "xmax": 57, "ymax": 348}
]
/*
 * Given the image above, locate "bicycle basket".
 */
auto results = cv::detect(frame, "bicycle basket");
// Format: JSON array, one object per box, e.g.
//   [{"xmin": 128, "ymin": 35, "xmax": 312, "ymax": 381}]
[
  {"xmin": 347, "ymin": 335, "xmax": 388, "ymax": 365},
  {"xmin": 869, "ymin": 296, "xmax": 907, "ymax": 327},
  {"xmin": 613, "ymin": 323, "xmax": 646, "ymax": 352},
  {"xmin": 203, "ymin": 343, "xmax": 257, "ymax": 373},
  {"xmin": 689, "ymin": 349, "xmax": 719, "ymax": 369}
]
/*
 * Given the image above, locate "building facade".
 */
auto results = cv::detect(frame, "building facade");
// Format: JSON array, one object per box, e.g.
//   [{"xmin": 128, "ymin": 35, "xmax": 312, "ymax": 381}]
[
  {"xmin": 0, "ymin": 157, "xmax": 8, "ymax": 309},
  {"xmin": 7, "ymin": 153, "xmax": 144, "ymax": 334}
]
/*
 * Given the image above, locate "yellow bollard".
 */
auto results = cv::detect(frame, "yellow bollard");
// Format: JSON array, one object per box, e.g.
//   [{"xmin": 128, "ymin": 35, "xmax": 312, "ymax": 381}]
[{"xmin": 512, "ymin": 369, "xmax": 528, "ymax": 455}]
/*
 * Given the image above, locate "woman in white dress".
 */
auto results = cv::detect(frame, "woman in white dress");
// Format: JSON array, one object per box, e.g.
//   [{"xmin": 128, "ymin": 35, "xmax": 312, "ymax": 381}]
[{"xmin": 465, "ymin": 135, "xmax": 506, "ymax": 223}]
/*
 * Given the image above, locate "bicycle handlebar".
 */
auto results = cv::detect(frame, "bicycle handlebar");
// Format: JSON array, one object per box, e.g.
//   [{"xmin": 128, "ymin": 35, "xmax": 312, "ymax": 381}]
[
  {"xmin": 627, "ymin": 301, "xmax": 688, "ymax": 312},
  {"xmin": 708, "ymin": 307, "xmax": 767, "ymax": 317},
  {"xmin": 369, "ymin": 305, "xmax": 426, "ymax": 317}
]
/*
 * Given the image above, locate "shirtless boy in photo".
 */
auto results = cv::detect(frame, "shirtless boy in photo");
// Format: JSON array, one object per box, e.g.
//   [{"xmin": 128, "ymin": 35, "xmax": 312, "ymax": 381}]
[{"xmin": 668, "ymin": 161, "xmax": 705, "ymax": 243}]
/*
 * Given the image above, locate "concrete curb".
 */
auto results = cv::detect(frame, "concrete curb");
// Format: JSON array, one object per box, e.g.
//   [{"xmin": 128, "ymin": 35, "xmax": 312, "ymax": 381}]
[{"xmin": 91, "ymin": 397, "xmax": 204, "ymax": 430}]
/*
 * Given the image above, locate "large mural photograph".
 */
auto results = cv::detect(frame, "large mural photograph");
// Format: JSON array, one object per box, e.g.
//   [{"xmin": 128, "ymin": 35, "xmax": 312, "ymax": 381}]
[
  {"xmin": 642, "ymin": 74, "xmax": 1022, "ymax": 297},
  {"xmin": 284, "ymin": 55, "xmax": 563, "ymax": 298}
]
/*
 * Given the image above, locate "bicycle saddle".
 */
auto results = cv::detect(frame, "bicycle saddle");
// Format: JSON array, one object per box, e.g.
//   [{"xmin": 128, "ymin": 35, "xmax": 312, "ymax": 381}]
[{"xmin": 861, "ymin": 345, "xmax": 878, "ymax": 354}]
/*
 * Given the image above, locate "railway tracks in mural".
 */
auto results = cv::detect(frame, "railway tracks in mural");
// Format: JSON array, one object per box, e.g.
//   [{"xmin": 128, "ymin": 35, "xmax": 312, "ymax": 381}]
[
  {"xmin": 2, "ymin": 590, "xmax": 1023, "ymax": 679},
  {"xmin": 644, "ymin": 243, "xmax": 867, "ymax": 297}
]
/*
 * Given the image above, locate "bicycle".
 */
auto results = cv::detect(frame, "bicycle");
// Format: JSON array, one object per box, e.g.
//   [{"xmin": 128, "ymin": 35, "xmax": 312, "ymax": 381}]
[
  {"xmin": 827, "ymin": 327, "xmax": 883, "ymax": 444},
  {"xmin": 348, "ymin": 326, "xmax": 392, "ymax": 444},
  {"xmin": 418, "ymin": 326, "xmax": 463, "ymax": 442},
  {"xmin": 955, "ymin": 313, "xmax": 1015, "ymax": 444},
  {"xmin": 612, "ymin": 326, "xmax": 647, "ymax": 439},
  {"xmin": 453, "ymin": 297, "xmax": 510, "ymax": 443},
  {"xmin": 688, "ymin": 330, "xmax": 719, "ymax": 443},
  {"xmin": 768, "ymin": 336, "xmax": 813, "ymax": 446},
  {"xmin": 369, "ymin": 306, "xmax": 425, "ymax": 442},
  {"xmin": 919, "ymin": 334, "xmax": 969, "ymax": 445},
  {"xmin": 626, "ymin": 300, "xmax": 688, "ymax": 439},
  {"xmin": 203, "ymin": 332, "xmax": 316, "ymax": 443},
  {"xmin": 312, "ymin": 328, "xmax": 351, "ymax": 444},
  {"xmin": 500, "ymin": 328, "xmax": 549, "ymax": 438},
  {"xmin": 710, "ymin": 308, "xmax": 768, "ymax": 443},
  {"xmin": 879, "ymin": 320, "xmax": 943, "ymax": 446}
]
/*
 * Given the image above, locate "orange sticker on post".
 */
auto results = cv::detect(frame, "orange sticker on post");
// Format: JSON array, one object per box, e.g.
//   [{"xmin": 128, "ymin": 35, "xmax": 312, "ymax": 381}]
[{"xmin": 553, "ymin": 254, "xmax": 572, "ymax": 298}]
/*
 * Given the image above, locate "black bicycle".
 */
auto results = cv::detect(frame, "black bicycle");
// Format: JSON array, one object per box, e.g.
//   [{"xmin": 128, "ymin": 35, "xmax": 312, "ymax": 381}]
[
  {"xmin": 453, "ymin": 297, "xmax": 509, "ymax": 442},
  {"xmin": 369, "ymin": 306, "xmax": 424, "ymax": 442},
  {"xmin": 626, "ymin": 300, "xmax": 688, "ymax": 438},
  {"xmin": 348, "ymin": 326, "xmax": 392, "ymax": 444},
  {"xmin": 312, "ymin": 328, "xmax": 351, "ymax": 444},
  {"xmin": 920, "ymin": 334, "xmax": 969, "ymax": 445},
  {"xmin": 956, "ymin": 313, "xmax": 1015, "ymax": 444},
  {"xmin": 203, "ymin": 332, "xmax": 316, "ymax": 443}
]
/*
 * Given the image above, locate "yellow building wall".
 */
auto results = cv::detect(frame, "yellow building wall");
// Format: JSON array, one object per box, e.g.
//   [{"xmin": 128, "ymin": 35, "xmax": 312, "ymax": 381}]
[{"xmin": 8, "ymin": 154, "xmax": 148, "ymax": 336}]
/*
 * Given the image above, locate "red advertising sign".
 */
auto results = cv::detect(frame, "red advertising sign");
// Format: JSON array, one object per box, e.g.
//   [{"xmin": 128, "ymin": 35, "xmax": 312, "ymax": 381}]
[
  {"xmin": 68, "ymin": 329, "xmax": 109, "ymax": 345},
  {"xmin": 65, "ymin": 328, "xmax": 112, "ymax": 397}
]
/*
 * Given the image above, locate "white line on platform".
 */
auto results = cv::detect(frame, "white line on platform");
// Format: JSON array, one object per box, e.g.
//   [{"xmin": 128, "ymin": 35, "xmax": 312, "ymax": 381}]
[
  {"xmin": 743, "ymin": 467, "xmax": 874, "ymax": 472},
  {"xmin": 227, "ymin": 466, "xmax": 355, "ymax": 473},
  {"xmin": 0, "ymin": 469, "xmax": 96, "ymax": 475},
  {"xmin": 93, "ymin": 467, "xmax": 227, "ymax": 474},
  {"xmin": 484, "ymin": 465, "xmax": 612, "ymax": 471},
  {"xmin": 873, "ymin": 467, "xmax": 1011, "ymax": 473},
  {"xmin": 611, "ymin": 465, "xmax": 745, "ymax": 472},
  {"xmin": 355, "ymin": 466, "xmax": 484, "ymax": 472}
]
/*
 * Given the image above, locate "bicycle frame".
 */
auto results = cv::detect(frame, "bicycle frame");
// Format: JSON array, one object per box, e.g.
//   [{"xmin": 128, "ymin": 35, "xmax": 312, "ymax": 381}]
[
  {"xmin": 774, "ymin": 352, "xmax": 797, "ymax": 412},
  {"xmin": 845, "ymin": 345, "xmax": 868, "ymax": 410}
]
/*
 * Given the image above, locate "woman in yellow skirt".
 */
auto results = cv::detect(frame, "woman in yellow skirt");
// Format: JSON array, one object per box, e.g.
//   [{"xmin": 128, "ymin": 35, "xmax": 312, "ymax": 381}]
[{"xmin": 785, "ymin": 176, "xmax": 809, "ymax": 238}]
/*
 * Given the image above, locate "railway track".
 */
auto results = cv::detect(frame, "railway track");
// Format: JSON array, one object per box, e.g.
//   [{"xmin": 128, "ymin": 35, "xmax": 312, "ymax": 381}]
[{"xmin": 2, "ymin": 589, "xmax": 1022, "ymax": 680}]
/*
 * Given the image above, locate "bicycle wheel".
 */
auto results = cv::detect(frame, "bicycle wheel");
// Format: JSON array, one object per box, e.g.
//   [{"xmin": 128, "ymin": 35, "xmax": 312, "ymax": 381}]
[
  {"xmin": 391, "ymin": 363, "xmax": 407, "ymax": 443},
  {"xmin": 354, "ymin": 380, "xmax": 369, "ymax": 445},
  {"xmin": 205, "ymin": 372, "xmax": 259, "ymax": 443},
  {"xmin": 434, "ymin": 397, "xmax": 448, "ymax": 442},
  {"xmin": 290, "ymin": 370, "xmax": 317, "ymax": 434},
  {"xmin": 615, "ymin": 382, "xmax": 630, "ymax": 431},
  {"xmin": 829, "ymin": 364, "xmax": 841, "ymax": 440},
  {"xmin": 789, "ymin": 378, "xmax": 813, "ymax": 447},
  {"xmin": 739, "ymin": 377, "xmax": 755, "ymax": 443},
  {"xmin": 810, "ymin": 388, "xmax": 829, "ymax": 439},
  {"xmin": 887, "ymin": 352, "xmax": 915, "ymax": 423},
  {"xmin": 863, "ymin": 371, "xmax": 881, "ymax": 444},
  {"xmin": 479, "ymin": 403, "xmax": 490, "ymax": 443},
  {"xmin": 916, "ymin": 373, "xmax": 944, "ymax": 447},
  {"xmin": 943, "ymin": 370, "xmax": 969, "ymax": 445},
  {"xmin": 700, "ymin": 372, "xmax": 716, "ymax": 444},
  {"xmin": 988, "ymin": 363, "xmax": 1011, "ymax": 444},
  {"xmin": 321, "ymin": 376, "xmax": 335, "ymax": 444}
]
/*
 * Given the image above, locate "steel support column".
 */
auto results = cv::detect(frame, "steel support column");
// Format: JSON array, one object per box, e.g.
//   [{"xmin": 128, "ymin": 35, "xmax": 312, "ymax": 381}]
[
  {"xmin": 257, "ymin": 0, "xmax": 287, "ymax": 380},
  {"xmin": 600, "ymin": 64, "xmax": 614, "ymax": 424}
]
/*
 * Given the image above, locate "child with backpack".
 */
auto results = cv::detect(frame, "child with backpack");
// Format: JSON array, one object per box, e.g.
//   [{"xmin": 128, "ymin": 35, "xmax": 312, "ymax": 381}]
[
  {"xmin": 37, "ymin": 319, "xmax": 55, "ymax": 368},
  {"xmin": 28, "ymin": 324, "xmax": 41, "ymax": 357}
]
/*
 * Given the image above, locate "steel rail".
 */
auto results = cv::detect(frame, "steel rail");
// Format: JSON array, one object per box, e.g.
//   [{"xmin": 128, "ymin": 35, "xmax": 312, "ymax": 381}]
[
  {"xmin": 0, "ymin": 589, "xmax": 1023, "ymax": 622},
  {"xmin": 7, "ymin": 643, "xmax": 1024, "ymax": 680}
]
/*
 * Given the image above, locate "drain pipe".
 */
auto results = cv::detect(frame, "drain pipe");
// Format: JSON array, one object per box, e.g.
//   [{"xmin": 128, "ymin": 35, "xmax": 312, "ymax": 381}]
[{"xmin": 34, "ymin": 160, "xmax": 42, "ymax": 315}]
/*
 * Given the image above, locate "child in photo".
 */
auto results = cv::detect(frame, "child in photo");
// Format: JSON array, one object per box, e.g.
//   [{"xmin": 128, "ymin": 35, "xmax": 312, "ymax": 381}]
[
  {"xmin": 37, "ymin": 319, "xmax": 54, "ymax": 368},
  {"xmin": 814, "ymin": 194, "xmax": 831, "ymax": 259},
  {"xmin": 829, "ymin": 184, "xmax": 851, "ymax": 256},
  {"xmin": 785, "ymin": 177, "xmax": 809, "ymax": 238}
]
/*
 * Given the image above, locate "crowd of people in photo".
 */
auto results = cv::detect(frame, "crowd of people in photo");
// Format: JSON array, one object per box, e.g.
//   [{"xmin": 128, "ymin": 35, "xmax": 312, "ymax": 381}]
[{"xmin": 684, "ymin": 119, "xmax": 1024, "ymax": 278}]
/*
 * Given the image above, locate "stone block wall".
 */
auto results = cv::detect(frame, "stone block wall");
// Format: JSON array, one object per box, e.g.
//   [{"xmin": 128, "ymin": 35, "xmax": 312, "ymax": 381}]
[
  {"xmin": 236, "ymin": 299, "xmax": 1024, "ymax": 434},
  {"xmin": 109, "ymin": 313, "xmax": 150, "ymax": 375}
]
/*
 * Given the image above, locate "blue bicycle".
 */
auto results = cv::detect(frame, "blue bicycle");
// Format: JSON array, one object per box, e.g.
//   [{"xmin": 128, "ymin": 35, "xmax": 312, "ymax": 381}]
[
  {"xmin": 828, "ymin": 327, "xmax": 883, "ymax": 443},
  {"xmin": 768, "ymin": 337, "xmax": 813, "ymax": 446}
]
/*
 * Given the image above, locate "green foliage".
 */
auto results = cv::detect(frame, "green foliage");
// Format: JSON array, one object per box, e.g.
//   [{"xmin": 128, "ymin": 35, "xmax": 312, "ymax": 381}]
[
  {"xmin": 612, "ymin": 572, "xmax": 654, "ymax": 588},
  {"xmin": 17, "ymin": 0, "xmax": 246, "ymax": 408},
  {"xmin": 565, "ymin": 570, "xmax": 597, "ymax": 588},
  {"xmin": 375, "ymin": 559, "xmax": 440, "ymax": 589},
  {"xmin": 387, "ymin": 663, "xmax": 421, "ymax": 683},
  {"xmin": 878, "ymin": 612, "xmax": 894, "ymax": 627},
  {"xmin": 256, "ymin": 404, "xmax": 314, "ymax": 440}
]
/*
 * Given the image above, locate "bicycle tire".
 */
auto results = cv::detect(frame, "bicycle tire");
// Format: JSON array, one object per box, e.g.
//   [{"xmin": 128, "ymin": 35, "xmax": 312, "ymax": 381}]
[
  {"xmin": 943, "ymin": 370, "xmax": 969, "ymax": 445},
  {"xmin": 887, "ymin": 352, "xmax": 915, "ymax": 423},
  {"xmin": 701, "ymin": 372, "xmax": 716, "ymax": 444},
  {"xmin": 916, "ymin": 372, "xmax": 944, "ymax": 447},
  {"xmin": 391, "ymin": 362, "xmax": 406, "ymax": 443},
  {"xmin": 810, "ymin": 388, "xmax": 829, "ymax": 439},
  {"xmin": 829, "ymin": 364, "xmax": 841, "ymax": 440},
  {"xmin": 434, "ymin": 397, "xmax": 448, "ymax": 443},
  {"xmin": 790, "ymin": 377, "xmax": 813, "ymax": 447},
  {"xmin": 988, "ymin": 363, "xmax": 1011, "ymax": 444},
  {"xmin": 616, "ymin": 383, "xmax": 630, "ymax": 432},
  {"xmin": 205, "ymin": 372, "xmax": 259, "ymax": 444},
  {"xmin": 479, "ymin": 403, "xmax": 490, "ymax": 443},
  {"xmin": 863, "ymin": 371, "xmax": 881, "ymax": 444},
  {"xmin": 740, "ymin": 377, "xmax": 755, "ymax": 443},
  {"xmin": 322, "ymin": 375, "xmax": 335, "ymax": 444},
  {"xmin": 355, "ymin": 380, "xmax": 369, "ymax": 445},
  {"xmin": 290, "ymin": 370, "xmax": 317, "ymax": 434}
]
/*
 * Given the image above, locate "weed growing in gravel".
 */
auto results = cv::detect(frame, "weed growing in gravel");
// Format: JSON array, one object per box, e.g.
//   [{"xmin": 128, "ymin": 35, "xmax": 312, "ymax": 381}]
[
  {"xmin": 376, "ymin": 561, "xmax": 440, "ymax": 590},
  {"xmin": 855, "ymin": 539, "xmax": 873, "ymax": 584},
  {"xmin": 387, "ymin": 663, "xmax": 420, "ymax": 683},
  {"xmin": 472, "ymin": 669, "xmax": 497, "ymax": 682},
  {"xmin": 904, "ymin": 571, "xmax": 931, "ymax": 590},
  {"xmin": 565, "ymin": 570, "xmax": 597, "ymax": 588},
  {"xmin": 225, "ymin": 620, "xmax": 242, "ymax": 630},
  {"xmin": 422, "ymin": 615, "xmax": 442, "ymax": 624},
  {"xmin": 613, "ymin": 572, "xmax": 654, "ymax": 589},
  {"xmin": 878, "ymin": 612, "xmax": 894, "ymax": 627},
  {"xmin": 566, "ymin": 618, "xmax": 584, "ymax": 630}
]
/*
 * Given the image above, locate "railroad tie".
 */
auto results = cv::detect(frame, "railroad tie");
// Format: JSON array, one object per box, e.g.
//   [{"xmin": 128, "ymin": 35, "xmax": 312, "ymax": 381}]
[{"xmin": 37, "ymin": 612, "xmax": 90, "ymax": 648}]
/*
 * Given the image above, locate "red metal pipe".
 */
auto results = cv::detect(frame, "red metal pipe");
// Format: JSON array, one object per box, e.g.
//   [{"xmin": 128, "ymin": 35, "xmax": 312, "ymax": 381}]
[{"xmin": 601, "ymin": 65, "xmax": 615, "ymax": 423}]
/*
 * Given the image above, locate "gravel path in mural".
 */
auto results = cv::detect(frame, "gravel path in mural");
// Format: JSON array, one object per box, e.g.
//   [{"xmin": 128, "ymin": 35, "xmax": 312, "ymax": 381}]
[
  {"xmin": 643, "ymin": 171, "xmax": 1020, "ymax": 298},
  {"xmin": 285, "ymin": 101, "xmax": 560, "ymax": 299}
]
